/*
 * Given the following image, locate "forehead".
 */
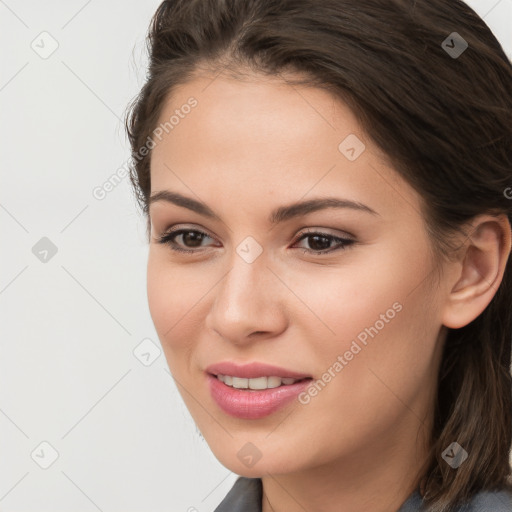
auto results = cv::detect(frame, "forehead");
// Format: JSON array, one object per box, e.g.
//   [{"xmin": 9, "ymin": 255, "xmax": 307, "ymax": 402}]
[
  {"xmin": 154, "ymin": 72, "xmax": 359, "ymax": 157},
  {"xmin": 149, "ymin": 72, "xmax": 422, "ymax": 224}
]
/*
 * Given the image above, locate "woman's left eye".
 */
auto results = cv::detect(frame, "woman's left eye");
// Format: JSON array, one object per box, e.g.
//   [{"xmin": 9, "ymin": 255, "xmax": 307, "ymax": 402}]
[
  {"xmin": 156, "ymin": 228, "xmax": 355, "ymax": 255},
  {"xmin": 293, "ymin": 231, "xmax": 355, "ymax": 254}
]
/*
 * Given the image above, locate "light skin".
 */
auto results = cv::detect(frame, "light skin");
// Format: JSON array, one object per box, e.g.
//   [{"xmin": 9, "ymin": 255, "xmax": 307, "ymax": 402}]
[{"xmin": 146, "ymin": 70, "xmax": 511, "ymax": 512}]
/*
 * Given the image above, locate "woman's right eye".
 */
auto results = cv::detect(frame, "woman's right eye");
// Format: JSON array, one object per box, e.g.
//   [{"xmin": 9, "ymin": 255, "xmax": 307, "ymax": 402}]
[{"xmin": 157, "ymin": 229, "xmax": 217, "ymax": 254}]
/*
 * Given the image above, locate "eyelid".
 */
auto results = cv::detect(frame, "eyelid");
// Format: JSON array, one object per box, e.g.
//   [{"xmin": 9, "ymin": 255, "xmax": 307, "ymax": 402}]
[
  {"xmin": 154, "ymin": 223, "xmax": 214, "ymax": 241},
  {"xmin": 295, "ymin": 226, "xmax": 355, "ymax": 239},
  {"xmin": 158, "ymin": 224, "xmax": 354, "ymax": 240}
]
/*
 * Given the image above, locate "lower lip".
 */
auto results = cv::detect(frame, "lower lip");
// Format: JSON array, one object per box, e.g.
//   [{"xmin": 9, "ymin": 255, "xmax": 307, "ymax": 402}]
[{"xmin": 207, "ymin": 373, "xmax": 312, "ymax": 419}]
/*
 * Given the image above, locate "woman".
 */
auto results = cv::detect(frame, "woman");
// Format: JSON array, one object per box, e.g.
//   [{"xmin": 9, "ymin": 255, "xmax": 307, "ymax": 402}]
[{"xmin": 125, "ymin": 0, "xmax": 512, "ymax": 510}]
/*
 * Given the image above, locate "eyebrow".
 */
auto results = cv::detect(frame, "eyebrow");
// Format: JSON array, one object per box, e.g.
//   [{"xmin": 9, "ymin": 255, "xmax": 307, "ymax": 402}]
[{"xmin": 148, "ymin": 190, "xmax": 379, "ymax": 224}]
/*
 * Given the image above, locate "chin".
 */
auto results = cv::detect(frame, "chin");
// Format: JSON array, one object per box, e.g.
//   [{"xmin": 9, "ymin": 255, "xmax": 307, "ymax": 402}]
[{"xmin": 208, "ymin": 440, "xmax": 304, "ymax": 477}]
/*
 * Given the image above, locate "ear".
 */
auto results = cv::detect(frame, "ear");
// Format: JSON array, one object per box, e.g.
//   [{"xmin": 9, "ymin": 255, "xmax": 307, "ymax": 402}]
[{"xmin": 441, "ymin": 213, "xmax": 511, "ymax": 329}]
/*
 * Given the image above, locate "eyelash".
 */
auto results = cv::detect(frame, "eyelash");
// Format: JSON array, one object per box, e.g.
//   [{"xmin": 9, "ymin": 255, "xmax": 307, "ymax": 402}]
[{"xmin": 156, "ymin": 228, "xmax": 355, "ymax": 255}]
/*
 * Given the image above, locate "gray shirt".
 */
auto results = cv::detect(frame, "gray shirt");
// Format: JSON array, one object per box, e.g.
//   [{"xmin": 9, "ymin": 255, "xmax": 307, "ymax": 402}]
[{"xmin": 214, "ymin": 476, "xmax": 512, "ymax": 511}]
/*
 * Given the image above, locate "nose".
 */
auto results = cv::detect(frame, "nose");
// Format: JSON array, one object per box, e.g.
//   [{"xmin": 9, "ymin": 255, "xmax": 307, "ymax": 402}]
[{"xmin": 204, "ymin": 248, "xmax": 288, "ymax": 346}]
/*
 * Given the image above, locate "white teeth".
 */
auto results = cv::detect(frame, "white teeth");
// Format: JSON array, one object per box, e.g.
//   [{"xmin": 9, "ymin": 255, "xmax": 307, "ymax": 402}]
[
  {"xmin": 248, "ymin": 376, "xmax": 268, "ymax": 390},
  {"xmin": 266, "ymin": 376, "xmax": 282, "ymax": 389},
  {"xmin": 232, "ymin": 377, "xmax": 249, "ymax": 388},
  {"xmin": 216, "ymin": 374, "xmax": 302, "ymax": 389}
]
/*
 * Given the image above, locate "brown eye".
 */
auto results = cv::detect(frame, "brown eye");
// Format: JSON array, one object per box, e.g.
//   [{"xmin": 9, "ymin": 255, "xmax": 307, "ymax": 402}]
[
  {"xmin": 157, "ymin": 229, "xmax": 215, "ymax": 253},
  {"xmin": 293, "ymin": 232, "xmax": 355, "ymax": 255}
]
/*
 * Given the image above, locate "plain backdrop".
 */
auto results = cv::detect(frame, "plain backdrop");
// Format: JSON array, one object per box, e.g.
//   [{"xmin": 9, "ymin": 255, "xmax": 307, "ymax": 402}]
[{"xmin": 1, "ymin": 1, "xmax": 511, "ymax": 511}]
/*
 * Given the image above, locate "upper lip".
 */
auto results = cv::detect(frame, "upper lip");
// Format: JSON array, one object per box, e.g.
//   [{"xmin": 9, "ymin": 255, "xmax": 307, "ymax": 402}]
[{"xmin": 205, "ymin": 361, "xmax": 312, "ymax": 380}]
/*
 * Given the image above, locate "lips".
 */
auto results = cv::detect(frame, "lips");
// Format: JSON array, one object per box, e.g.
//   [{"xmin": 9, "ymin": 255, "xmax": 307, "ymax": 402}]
[
  {"xmin": 205, "ymin": 361, "xmax": 312, "ymax": 380},
  {"xmin": 207, "ymin": 373, "xmax": 313, "ymax": 419},
  {"xmin": 204, "ymin": 361, "xmax": 314, "ymax": 419}
]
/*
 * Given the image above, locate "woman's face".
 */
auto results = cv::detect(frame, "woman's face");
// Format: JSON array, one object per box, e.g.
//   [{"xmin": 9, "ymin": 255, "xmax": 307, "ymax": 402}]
[{"xmin": 147, "ymin": 72, "xmax": 447, "ymax": 477}]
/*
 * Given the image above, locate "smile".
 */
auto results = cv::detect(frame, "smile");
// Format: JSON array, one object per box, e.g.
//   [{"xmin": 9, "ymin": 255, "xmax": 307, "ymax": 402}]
[
  {"xmin": 207, "ymin": 374, "xmax": 313, "ymax": 419},
  {"xmin": 215, "ymin": 374, "xmax": 307, "ymax": 390}
]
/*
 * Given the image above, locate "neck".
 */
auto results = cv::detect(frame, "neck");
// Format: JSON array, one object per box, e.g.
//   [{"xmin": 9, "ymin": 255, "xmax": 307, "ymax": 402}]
[{"xmin": 261, "ymin": 412, "xmax": 431, "ymax": 512}]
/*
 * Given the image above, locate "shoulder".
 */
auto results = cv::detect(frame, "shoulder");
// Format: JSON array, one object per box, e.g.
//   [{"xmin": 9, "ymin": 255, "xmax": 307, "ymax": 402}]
[
  {"xmin": 213, "ymin": 476, "xmax": 262, "ymax": 512},
  {"xmin": 465, "ymin": 489, "xmax": 512, "ymax": 511},
  {"xmin": 404, "ymin": 488, "xmax": 512, "ymax": 512},
  {"xmin": 213, "ymin": 478, "xmax": 512, "ymax": 512}
]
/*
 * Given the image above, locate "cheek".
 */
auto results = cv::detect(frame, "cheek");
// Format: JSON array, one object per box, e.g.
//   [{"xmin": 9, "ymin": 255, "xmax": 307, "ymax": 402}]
[
  {"xmin": 146, "ymin": 252, "xmax": 204, "ymax": 362},
  {"xmin": 288, "ymin": 236, "xmax": 439, "ymax": 381},
  {"xmin": 307, "ymin": 246, "xmax": 440, "ymax": 413}
]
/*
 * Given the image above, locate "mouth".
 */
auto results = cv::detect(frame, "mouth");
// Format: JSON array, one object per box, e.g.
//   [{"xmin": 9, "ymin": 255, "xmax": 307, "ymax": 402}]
[
  {"xmin": 205, "ymin": 361, "xmax": 312, "ymax": 381},
  {"xmin": 209, "ymin": 373, "xmax": 312, "ymax": 390},
  {"xmin": 204, "ymin": 361, "xmax": 314, "ymax": 418},
  {"xmin": 206, "ymin": 372, "xmax": 314, "ymax": 420}
]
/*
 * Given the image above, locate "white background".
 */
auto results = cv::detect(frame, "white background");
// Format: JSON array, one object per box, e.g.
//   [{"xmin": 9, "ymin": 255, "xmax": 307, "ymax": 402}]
[{"xmin": 1, "ymin": 1, "xmax": 511, "ymax": 511}]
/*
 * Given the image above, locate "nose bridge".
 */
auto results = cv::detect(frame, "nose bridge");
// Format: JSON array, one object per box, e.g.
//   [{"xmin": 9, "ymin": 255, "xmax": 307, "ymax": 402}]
[
  {"xmin": 206, "ymin": 242, "xmax": 282, "ymax": 340},
  {"xmin": 218, "ymin": 246, "xmax": 269, "ymax": 317}
]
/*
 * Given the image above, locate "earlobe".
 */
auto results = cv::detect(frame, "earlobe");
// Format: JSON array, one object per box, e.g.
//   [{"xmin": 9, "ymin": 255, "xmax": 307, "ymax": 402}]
[{"xmin": 441, "ymin": 214, "xmax": 511, "ymax": 330}]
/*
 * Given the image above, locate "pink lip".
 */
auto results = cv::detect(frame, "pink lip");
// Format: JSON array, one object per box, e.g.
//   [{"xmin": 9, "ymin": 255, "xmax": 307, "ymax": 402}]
[
  {"xmin": 207, "ymin": 374, "xmax": 312, "ymax": 419},
  {"xmin": 205, "ymin": 361, "xmax": 311, "ymax": 379},
  {"xmin": 205, "ymin": 362, "xmax": 313, "ymax": 419}
]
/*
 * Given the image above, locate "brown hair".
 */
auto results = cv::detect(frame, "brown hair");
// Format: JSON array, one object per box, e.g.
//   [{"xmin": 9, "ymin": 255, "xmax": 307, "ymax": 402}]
[{"xmin": 125, "ymin": 1, "xmax": 512, "ymax": 510}]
